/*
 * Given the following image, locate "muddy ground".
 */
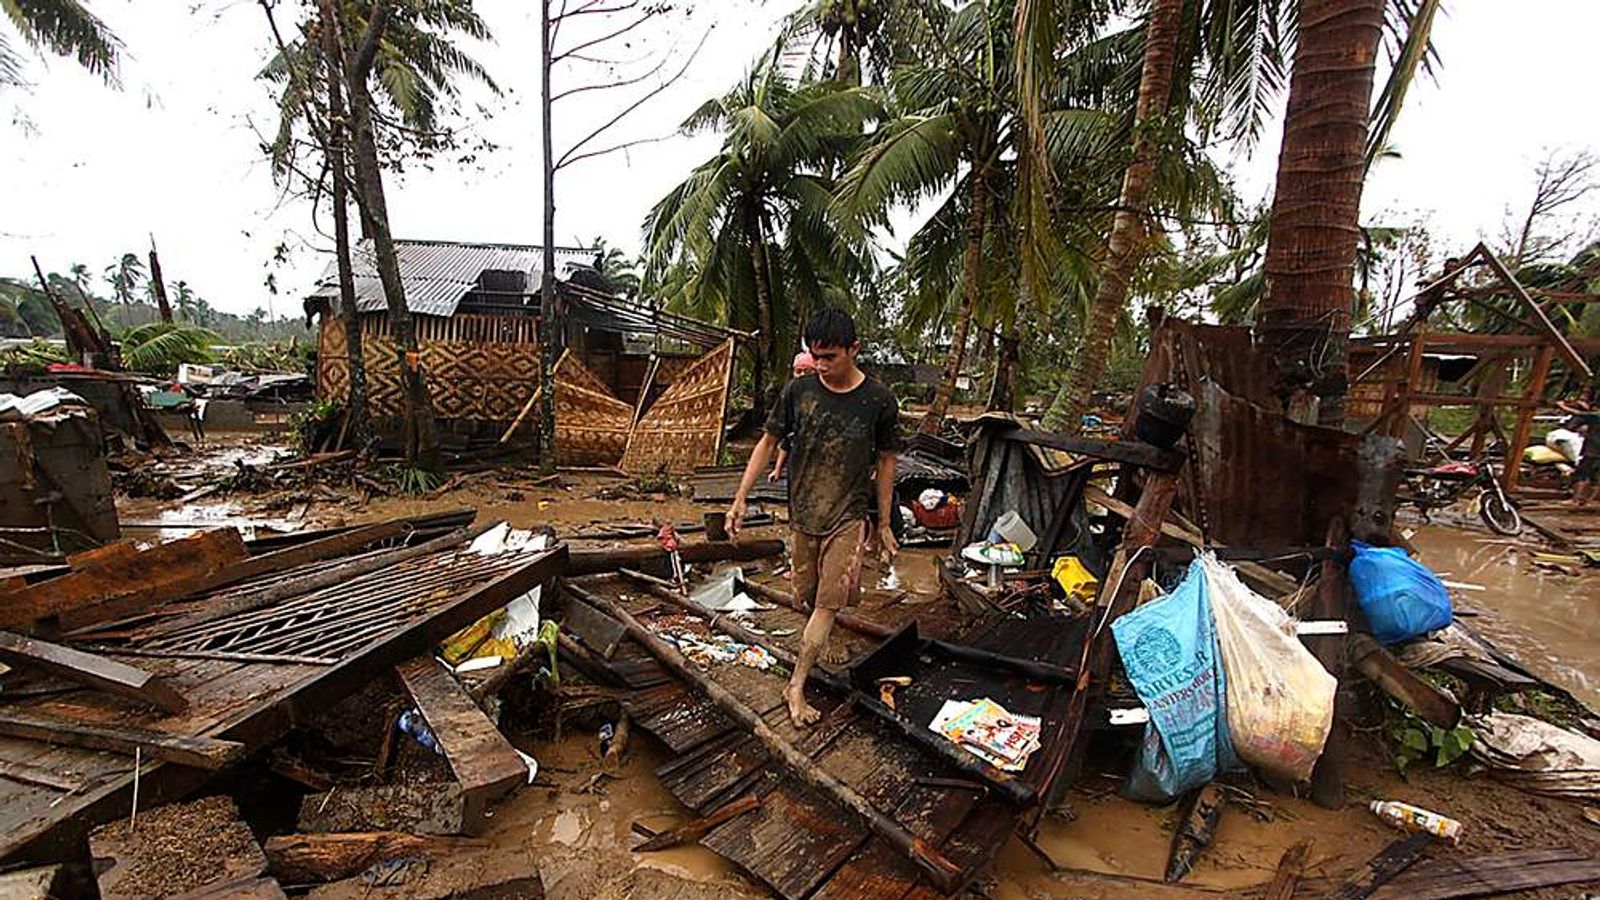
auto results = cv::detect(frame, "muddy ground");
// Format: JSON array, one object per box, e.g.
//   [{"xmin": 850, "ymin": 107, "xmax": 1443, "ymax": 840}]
[{"xmin": 116, "ymin": 433, "xmax": 1600, "ymax": 898}]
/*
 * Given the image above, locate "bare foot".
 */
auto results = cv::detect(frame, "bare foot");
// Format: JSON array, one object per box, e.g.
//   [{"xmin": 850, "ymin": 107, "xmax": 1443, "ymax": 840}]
[{"xmin": 785, "ymin": 685, "xmax": 821, "ymax": 727}]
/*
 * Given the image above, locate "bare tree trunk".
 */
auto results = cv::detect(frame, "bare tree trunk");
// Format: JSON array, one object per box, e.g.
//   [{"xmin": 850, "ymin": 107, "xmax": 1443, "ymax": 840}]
[
  {"xmin": 344, "ymin": 0, "xmax": 440, "ymax": 469},
  {"xmin": 920, "ymin": 169, "xmax": 988, "ymax": 434},
  {"xmin": 745, "ymin": 200, "xmax": 774, "ymax": 424},
  {"xmin": 986, "ymin": 317, "xmax": 1019, "ymax": 412},
  {"xmin": 319, "ymin": 0, "xmax": 369, "ymax": 451},
  {"xmin": 1043, "ymin": 0, "xmax": 1182, "ymax": 435},
  {"xmin": 147, "ymin": 238, "xmax": 173, "ymax": 324},
  {"xmin": 538, "ymin": 0, "xmax": 559, "ymax": 474},
  {"xmin": 1257, "ymin": 0, "xmax": 1384, "ymax": 427}
]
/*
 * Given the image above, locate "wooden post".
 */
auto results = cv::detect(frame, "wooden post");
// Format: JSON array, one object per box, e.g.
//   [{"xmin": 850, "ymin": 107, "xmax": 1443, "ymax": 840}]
[
  {"xmin": 579, "ymin": 590, "xmax": 966, "ymax": 890},
  {"xmin": 0, "ymin": 632, "xmax": 188, "ymax": 713},
  {"xmin": 1391, "ymin": 333, "xmax": 1428, "ymax": 441},
  {"xmin": 1306, "ymin": 517, "xmax": 1349, "ymax": 809},
  {"xmin": 1504, "ymin": 344, "xmax": 1552, "ymax": 493}
]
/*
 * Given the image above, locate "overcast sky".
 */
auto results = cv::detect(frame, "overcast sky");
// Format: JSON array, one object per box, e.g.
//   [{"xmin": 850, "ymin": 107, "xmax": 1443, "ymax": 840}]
[{"xmin": 2, "ymin": 1, "xmax": 1598, "ymax": 319}]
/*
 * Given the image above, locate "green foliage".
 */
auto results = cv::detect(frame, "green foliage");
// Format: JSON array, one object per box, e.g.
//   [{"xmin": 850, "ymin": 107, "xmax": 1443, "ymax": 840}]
[
  {"xmin": 119, "ymin": 321, "xmax": 221, "ymax": 374},
  {"xmin": 1386, "ymin": 706, "xmax": 1474, "ymax": 775},
  {"xmin": 0, "ymin": 338, "xmax": 70, "ymax": 371},
  {"xmin": 292, "ymin": 397, "xmax": 342, "ymax": 454},
  {"xmin": 396, "ymin": 466, "xmax": 440, "ymax": 496},
  {"xmin": 1, "ymin": 0, "xmax": 122, "ymax": 88}
]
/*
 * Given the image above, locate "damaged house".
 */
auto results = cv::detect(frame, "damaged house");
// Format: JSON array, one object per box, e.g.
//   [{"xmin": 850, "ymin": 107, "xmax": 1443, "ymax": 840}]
[{"xmin": 305, "ymin": 238, "xmax": 743, "ymax": 471}]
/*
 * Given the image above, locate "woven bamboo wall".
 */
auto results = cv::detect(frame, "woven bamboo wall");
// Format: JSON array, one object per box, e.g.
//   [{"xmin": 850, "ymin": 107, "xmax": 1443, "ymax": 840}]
[
  {"xmin": 620, "ymin": 339, "xmax": 734, "ymax": 474},
  {"xmin": 318, "ymin": 314, "xmax": 539, "ymax": 427},
  {"xmin": 553, "ymin": 350, "xmax": 634, "ymax": 466}
]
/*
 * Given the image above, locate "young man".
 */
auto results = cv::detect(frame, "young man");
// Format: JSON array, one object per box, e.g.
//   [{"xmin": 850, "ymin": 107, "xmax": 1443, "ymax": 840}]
[{"xmin": 727, "ymin": 309, "xmax": 899, "ymax": 727}]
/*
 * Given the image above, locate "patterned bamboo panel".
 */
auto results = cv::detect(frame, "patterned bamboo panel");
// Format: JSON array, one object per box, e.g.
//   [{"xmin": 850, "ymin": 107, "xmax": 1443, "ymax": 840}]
[
  {"xmin": 318, "ymin": 314, "xmax": 539, "ymax": 426},
  {"xmin": 554, "ymin": 350, "xmax": 634, "ymax": 467},
  {"xmin": 620, "ymin": 339, "xmax": 734, "ymax": 474}
]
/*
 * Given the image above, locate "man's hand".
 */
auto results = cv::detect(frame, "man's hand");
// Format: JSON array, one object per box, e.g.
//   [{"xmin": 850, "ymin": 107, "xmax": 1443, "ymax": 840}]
[
  {"xmin": 726, "ymin": 498, "xmax": 748, "ymax": 539},
  {"xmin": 877, "ymin": 522, "xmax": 899, "ymax": 565},
  {"xmin": 766, "ymin": 464, "xmax": 782, "ymax": 484}
]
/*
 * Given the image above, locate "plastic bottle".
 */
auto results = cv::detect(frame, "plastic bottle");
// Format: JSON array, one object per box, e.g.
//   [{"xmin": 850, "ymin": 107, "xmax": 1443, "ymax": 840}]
[
  {"xmin": 397, "ymin": 709, "xmax": 441, "ymax": 755},
  {"xmin": 1369, "ymin": 800, "xmax": 1463, "ymax": 844}
]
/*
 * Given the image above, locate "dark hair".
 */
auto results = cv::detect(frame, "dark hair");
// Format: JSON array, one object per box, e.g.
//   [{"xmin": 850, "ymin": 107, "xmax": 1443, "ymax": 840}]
[{"xmin": 804, "ymin": 307, "xmax": 857, "ymax": 350}]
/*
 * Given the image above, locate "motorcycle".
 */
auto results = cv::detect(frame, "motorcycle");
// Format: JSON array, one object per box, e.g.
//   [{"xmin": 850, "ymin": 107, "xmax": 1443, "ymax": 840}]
[{"xmin": 1401, "ymin": 461, "xmax": 1522, "ymax": 536}]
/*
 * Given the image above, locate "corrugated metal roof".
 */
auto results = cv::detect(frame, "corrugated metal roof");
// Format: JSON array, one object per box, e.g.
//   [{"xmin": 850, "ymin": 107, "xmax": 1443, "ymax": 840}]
[{"xmin": 306, "ymin": 239, "xmax": 596, "ymax": 317}]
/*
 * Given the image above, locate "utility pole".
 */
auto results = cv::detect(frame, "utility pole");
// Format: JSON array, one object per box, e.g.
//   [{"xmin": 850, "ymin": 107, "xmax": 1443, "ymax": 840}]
[{"xmin": 538, "ymin": 0, "xmax": 559, "ymax": 474}]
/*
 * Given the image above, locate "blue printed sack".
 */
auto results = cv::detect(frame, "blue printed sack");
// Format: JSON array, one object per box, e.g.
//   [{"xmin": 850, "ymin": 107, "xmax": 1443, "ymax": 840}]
[
  {"xmin": 1111, "ymin": 558, "xmax": 1241, "ymax": 802},
  {"xmin": 1349, "ymin": 541, "xmax": 1452, "ymax": 644}
]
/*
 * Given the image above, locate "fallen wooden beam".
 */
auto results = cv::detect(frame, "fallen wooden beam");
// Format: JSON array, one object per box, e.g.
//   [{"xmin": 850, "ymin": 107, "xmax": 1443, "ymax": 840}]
[
  {"xmin": 737, "ymin": 577, "xmax": 893, "ymax": 639},
  {"xmin": 580, "ymin": 589, "xmax": 967, "ymax": 891},
  {"xmin": 0, "ymin": 710, "xmax": 244, "ymax": 769},
  {"xmin": 1350, "ymin": 634, "xmax": 1461, "ymax": 729},
  {"xmin": 565, "ymin": 539, "xmax": 784, "ymax": 576},
  {"xmin": 0, "ymin": 630, "xmax": 188, "ymax": 713},
  {"xmin": 263, "ymin": 831, "xmax": 487, "ymax": 884},
  {"xmin": 0, "ymin": 528, "xmax": 249, "ymax": 630},
  {"xmin": 395, "ymin": 656, "xmax": 529, "ymax": 835},
  {"xmin": 633, "ymin": 795, "xmax": 760, "ymax": 852},
  {"xmin": 998, "ymin": 425, "xmax": 1185, "ymax": 472},
  {"xmin": 0, "ymin": 758, "xmax": 91, "ymax": 792},
  {"xmin": 1377, "ymin": 847, "xmax": 1600, "ymax": 900}
]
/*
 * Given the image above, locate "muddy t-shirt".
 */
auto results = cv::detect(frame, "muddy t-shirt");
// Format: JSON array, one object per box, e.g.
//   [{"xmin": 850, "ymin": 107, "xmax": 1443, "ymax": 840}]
[{"xmin": 766, "ymin": 374, "xmax": 899, "ymax": 535}]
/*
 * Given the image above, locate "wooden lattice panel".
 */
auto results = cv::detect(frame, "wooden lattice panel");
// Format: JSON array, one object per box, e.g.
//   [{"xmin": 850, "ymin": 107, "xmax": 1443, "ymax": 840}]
[
  {"xmin": 620, "ymin": 339, "xmax": 734, "ymax": 474},
  {"xmin": 318, "ymin": 314, "xmax": 539, "ymax": 426},
  {"xmin": 554, "ymin": 350, "xmax": 634, "ymax": 467}
]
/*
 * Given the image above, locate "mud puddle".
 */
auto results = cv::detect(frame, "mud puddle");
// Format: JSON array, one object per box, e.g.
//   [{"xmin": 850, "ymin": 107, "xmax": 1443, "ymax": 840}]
[{"xmin": 1408, "ymin": 523, "xmax": 1600, "ymax": 710}]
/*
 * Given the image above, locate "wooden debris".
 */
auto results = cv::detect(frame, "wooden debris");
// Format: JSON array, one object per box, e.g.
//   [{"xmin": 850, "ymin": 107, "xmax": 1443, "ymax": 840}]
[
  {"xmin": 395, "ymin": 656, "xmax": 529, "ymax": 834},
  {"xmin": 633, "ymin": 795, "xmax": 761, "ymax": 852},
  {"xmin": 1376, "ymin": 847, "xmax": 1600, "ymax": 899},
  {"xmin": 1325, "ymin": 833, "xmax": 1431, "ymax": 900},
  {"xmin": 170, "ymin": 875, "xmax": 287, "ymax": 899},
  {"xmin": 564, "ymin": 595, "xmax": 626, "ymax": 659},
  {"xmin": 90, "ymin": 796, "xmax": 267, "ymax": 900},
  {"xmin": 566, "ymin": 539, "xmax": 784, "ymax": 576},
  {"xmin": 297, "ymin": 783, "xmax": 466, "ymax": 836},
  {"xmin": 0, "ymin": 630, "xmax": 188, "ymax": 712},
  {"xmin": 1166, "ymin": 782, "xmax": 1225, "ymax": 882},
  {"xmin": 0, "ymin": 709, "xmax": 243, "ymax": 769},
  {"xmin": 738, "ymin": 576, "xmax": 894, "ymax": 639},
  {"xmin": 1350, "ymin": 634, "xmax": 1461, "ymax": 729},
  {"xmin": 0, "ymin": 528, "xmax": 249, "ymax": 630},
  {"xmin": 262, "ymin": 831, "xmax": 486, "ymax": 883},
  {"xmin": 580, "ymin": 589, "xmax": 967, "ymax": 891},
  {"xmin": 1264, "ymin": 838, "xmax": 1312, "ymax": 900},
  {"xmin": 0, "ymin": 864, "xmax": 69, "ymax": 900},
  {"xmin": 0, "ymin": 758, "xmax": 91, "ymax": 792},
  {"xmin": 269, "ymin": 752, "xmax": 337, "ymax": 792}
]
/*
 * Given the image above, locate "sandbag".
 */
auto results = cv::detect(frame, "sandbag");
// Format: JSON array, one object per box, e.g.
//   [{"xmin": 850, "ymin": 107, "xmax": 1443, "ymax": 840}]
[
  {"xmin": 1349, "ymin": 541, "xmax": 1452, "ymax": 644},
  {"xmin": 1205, "ymin": 554, "xmax": 1336, "ymax": 783},
  {"xmin": 1111, "ymin": 558, "xmax": 1240, "ymax": 802}
]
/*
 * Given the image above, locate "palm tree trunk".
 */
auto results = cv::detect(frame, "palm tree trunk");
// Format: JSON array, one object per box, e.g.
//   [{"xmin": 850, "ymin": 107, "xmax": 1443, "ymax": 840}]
[
  {"xmin": 745, "ymin": 200, "xmax": 774, "ymax": 424},
  {"xmin": 319, "ymin": 0, "xmax": 369, "ymax": 451},
  {"xmin": 919, "ymin": 168, "xmax": 987, "ymax": 434},
  {"xmin": 344, "ymin": 0, "xmax": 440, "ymax": 469},
  {"xmin": 986, "ymin": 317, "xmax": 1019, "ymax": 412},
  {"xmin": 1257, "ymin": 0, "xmax": 1384, "ymax": 426},
  {"xmin": 1043, "ymin": 0, "xmax": 1182, "ymax": 435}
]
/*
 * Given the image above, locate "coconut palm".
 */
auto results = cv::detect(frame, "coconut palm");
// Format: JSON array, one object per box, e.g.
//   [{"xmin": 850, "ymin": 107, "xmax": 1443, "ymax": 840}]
[
  {"xmin": 1, "ymin": 0, "xmax": 120, "ymax": 88},
  {"xmin": 775, "ymin": 0, "xmax": 948, "ymax": 85},
  {"xmin": 104, "ymin": 252, "xmax": 144, "ymax": 307},
  {"xmin": 643, "ymin": 61, "xmax": 880, "ymax": 420},
  {"xmin": 119, "ymin": 321, "xmax": 219, "ymax": 375}
]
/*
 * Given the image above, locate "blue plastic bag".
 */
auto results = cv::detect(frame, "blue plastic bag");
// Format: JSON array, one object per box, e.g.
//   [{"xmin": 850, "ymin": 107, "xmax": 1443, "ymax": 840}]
[
  {"xmin": 1112, "ymin": 559, "xmax": 1240, "ymax": 802},
  {"xmin": 1349, "ymin": 541, "xmax": 1452, "ymax": 644}
]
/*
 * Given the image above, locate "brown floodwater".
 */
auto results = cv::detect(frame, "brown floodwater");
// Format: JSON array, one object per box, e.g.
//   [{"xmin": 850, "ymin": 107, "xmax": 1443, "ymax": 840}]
[{"xmin": 1406, "ymin": 523, "xmax": 1600, "ymax": 710}]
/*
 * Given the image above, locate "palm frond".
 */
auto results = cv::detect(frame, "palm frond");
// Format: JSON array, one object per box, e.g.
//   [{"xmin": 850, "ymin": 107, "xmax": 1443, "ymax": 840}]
[
  {"xmin": 1367, "ymin": 0, "xmax": 1441, "ymax": 169},
  {"xmin": 2, "ymin": 0, "xmax": 121, "ymax": 85}
]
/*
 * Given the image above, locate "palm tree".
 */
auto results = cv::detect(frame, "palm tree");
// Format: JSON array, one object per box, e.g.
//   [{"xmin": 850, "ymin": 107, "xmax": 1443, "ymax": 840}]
[
  {"xmin": 1256, "ymin": 0, "xmax": 1386, "ymax": 425},
  {"xmin": 104, "ymin": 252, "xmax": 144, "ymax": 307},
  {"xmin": 1, "ymin": 0, "xmax": 120, "ymax": 88},
  {"xmin": 643, "ymin": 61, "xmax": 879, "ymax": 420},
  {"xmin": 119, "ymin": 321, "xmax": 219, "ymax": 375},
  {"xmin": 173, "ymin": 280, "xmax": 195, "ymax": 322},
  {"xmin": 776, "ymin": 0, "xmax": 947, "ymax": 85},
  {"xmin": 585, "ymin": 237, "xmax": 643, "ymax": 299}
]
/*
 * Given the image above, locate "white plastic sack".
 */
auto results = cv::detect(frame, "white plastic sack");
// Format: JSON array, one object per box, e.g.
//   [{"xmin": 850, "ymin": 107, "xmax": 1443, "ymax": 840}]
[{"xmin": 1203, "ymin": 554, "xmax": 1336, "ymax": 782}]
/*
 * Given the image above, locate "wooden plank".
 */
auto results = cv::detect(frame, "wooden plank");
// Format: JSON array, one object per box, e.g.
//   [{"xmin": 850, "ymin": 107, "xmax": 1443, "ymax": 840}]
[
  {"xmin": 1264, "ymin": 838, "xmax": 1312, "ymax": 900},
  {"xmin": 0, "ymin": 529, "xmax": 250, "ymax": 630},
  {"xmin": 0, "ymin": 710, "xmax": 243, "ymax": 769},
  {"xmin": 1377, "ymin": 851, "xmax": 1600, "ymax": 900},
  {"xmin": 1504, "ymin": 343, "xmax": 1553, "ymax": 492},
  {"xmin": 634, "ymin": 795, "xmax": 761, "ymax": 852},
  {"xmin": 563, "ymin": 596, "xmax": 625, "ymax": 659},
  {"xmin": 1350, "ymin": 634, "xmax": 1460, "ymax": 729},
  {"xmin": 997, "ymin": 425, "xmax": 1184, "ymax": 472},
  {"xmin": 0, "ymin": 758, "xmax": 90, "ymax": 792},
  {"xmin": 1326, "ymin": 834, "xmax": 1431, "ymax": 900},
  {"xmin": 395, "ymin": 656, "xmax": 528, "ymax": 835},
  {"xmin": 0, "ymin": 631, "xmax": 188, "ymax": 713},
  {"xmin": 263, "ymin": 831, "xmax": 487, "ymax": 883}
]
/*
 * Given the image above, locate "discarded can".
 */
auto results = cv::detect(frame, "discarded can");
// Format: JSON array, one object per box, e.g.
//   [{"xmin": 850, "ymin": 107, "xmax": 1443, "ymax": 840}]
[{"xmin": 1369, "ymin": 800, "xmax": 1463, "ymax": 844}]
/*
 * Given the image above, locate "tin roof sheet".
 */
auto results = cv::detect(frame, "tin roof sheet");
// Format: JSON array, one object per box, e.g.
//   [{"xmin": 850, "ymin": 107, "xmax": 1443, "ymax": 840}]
[{"xmin": 306, "ymin": 239, "xmax": 596, "ymax": 317}]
